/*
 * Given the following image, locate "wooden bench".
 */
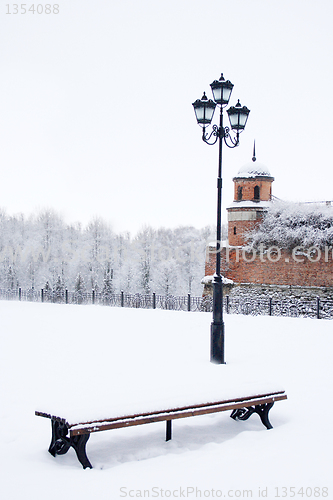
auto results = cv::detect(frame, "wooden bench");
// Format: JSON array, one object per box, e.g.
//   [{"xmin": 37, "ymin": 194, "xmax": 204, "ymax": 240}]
[{"xmin": 35, "ymin": 390, "xmax": 287, "ymax": 468}]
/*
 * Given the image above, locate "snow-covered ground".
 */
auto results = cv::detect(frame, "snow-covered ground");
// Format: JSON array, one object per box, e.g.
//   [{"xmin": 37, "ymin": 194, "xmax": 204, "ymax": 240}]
[{"xmin": 0, "ymin": 301, "xmax": 332, "ymax": 500}]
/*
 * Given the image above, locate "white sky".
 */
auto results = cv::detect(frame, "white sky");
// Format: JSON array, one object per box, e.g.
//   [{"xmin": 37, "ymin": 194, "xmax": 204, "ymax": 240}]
[{"xmin": 1, "ymin": 0, "xmax": 332, "ymax": 235}]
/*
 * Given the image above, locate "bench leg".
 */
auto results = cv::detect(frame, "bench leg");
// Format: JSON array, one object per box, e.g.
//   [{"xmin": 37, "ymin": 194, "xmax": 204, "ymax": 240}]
[
  {"xmin": 49, "ymin": 419, "xmax": 71, "ymax": 457},
  {"xmin": 48, "ymin": 419, "xmax": 93, "ymax": 469},
  {"xmin": 230, "ymin": 402, "xmax": 274, "ymax": 430},
  {"xmin": 166, "ymin": 420, "xmax": 172, "ymax": 441},
  {"xmin": 70, "ymin": 434, "xmax": 93, "ymax": 469},
  {"xmin": 254, "ymin": 402, "xmax": 274, "ymax": 430}
]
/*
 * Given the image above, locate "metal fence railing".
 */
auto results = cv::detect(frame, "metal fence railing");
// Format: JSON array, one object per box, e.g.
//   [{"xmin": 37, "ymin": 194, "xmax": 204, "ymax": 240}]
[{"xmin": 1, "ymin": 287, "xmax": 333, "ymax": 319}]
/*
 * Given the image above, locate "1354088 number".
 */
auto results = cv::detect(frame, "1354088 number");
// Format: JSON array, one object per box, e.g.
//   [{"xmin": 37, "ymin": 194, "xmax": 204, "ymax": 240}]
[
  {"xmin": 6, "ymin": 4, "xmax": 60, "ymax": 14},
  {"xmin": 275, "ymin": 487, "xmax": 328, "ymax": 497}
]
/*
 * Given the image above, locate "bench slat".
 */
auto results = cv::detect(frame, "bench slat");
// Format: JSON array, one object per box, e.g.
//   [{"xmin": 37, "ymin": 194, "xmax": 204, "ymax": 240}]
[
  {"xmin": 36, "ymin": 390, "xmax": 286, "ymax": 431},
  {"xmin": 69, "ymin": 393, "xmax": 287, "ymax": 436}
]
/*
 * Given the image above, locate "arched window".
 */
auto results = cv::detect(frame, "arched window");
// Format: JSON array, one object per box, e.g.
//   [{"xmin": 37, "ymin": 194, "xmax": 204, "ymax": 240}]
[
  {"xmin": 233, "ymin": 226, "xmax": 237, "ymax": 235},
  {"xmin": 254, "ymin": 185, "xmax": 260, "ymax": 200},
  {"xmin": 237, "ymin": 186, "xmax": 243, "ymax": 201}
]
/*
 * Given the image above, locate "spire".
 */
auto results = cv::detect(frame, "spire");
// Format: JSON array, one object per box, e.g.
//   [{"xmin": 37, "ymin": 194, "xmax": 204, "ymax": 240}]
[{"xmin": 252, "ymin": 140, "xmax": 256, "ymax": 162}]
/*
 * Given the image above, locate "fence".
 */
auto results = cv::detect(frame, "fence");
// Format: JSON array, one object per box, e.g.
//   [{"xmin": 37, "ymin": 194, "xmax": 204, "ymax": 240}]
[{"xmin": 0, "ymin": 287, "xmax": 333, "ymax": 320}]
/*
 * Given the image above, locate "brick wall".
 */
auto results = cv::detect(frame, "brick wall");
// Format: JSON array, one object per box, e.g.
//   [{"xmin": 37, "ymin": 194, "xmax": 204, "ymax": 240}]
[
  {"xmin": 233, "ymin": 177, "xmax": 273, "ymax": 201},
  {"xmin": 205, "ymin": 246, "xmax": 333, "ymax": 288},
  {"xmin": 206, "ymin": 170, "xmax": 333, "ymax": 292},
  {"xmin": 227, "ymin": 218, "xmax": 259, "ymax": 246}
]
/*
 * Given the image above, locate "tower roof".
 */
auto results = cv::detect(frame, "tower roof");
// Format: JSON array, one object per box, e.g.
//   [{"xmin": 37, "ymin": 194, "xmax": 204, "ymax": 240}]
[
  {"xmin": 233, "ymin": 142, "xmax": 274, "ymax": 180},
  {"xmin": 235, "ymin": 161, "xmax": 273, "ymax": 179}
]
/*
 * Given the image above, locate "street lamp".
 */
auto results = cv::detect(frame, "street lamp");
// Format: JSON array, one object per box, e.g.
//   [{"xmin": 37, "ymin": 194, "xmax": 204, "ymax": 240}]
[{"xmin": 192, "ymin": 73, "xmax": 250, "ymax": 364}]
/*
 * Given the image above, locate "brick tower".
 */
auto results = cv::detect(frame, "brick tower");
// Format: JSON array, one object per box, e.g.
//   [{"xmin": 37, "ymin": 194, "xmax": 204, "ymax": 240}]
[{"xmin": 227, "ymin": 147, "xmax": 274, "ymax": 246}]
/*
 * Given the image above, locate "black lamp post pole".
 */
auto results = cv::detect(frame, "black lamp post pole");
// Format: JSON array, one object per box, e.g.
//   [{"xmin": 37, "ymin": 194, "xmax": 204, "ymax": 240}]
[
  {"xmin": 192, "ymin": 73, "xmax": 250, "ymax": 365},
  {"xmin": 210, "ymin": 105, "xmax": 225, "ymax": 364}
]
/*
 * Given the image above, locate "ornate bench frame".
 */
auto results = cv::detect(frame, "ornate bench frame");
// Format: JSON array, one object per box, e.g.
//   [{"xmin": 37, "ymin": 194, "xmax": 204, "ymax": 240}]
[{"xmin": 36, "ymin": 390, "xmax": 287, "ymax": 469}]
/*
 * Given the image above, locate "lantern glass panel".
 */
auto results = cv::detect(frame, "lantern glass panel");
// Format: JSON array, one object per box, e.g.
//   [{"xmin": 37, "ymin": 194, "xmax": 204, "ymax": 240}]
[
  {"xmin": 211, "ymin": 86, "xmax": 222, "ymax": 104},
  {"xmin": 238, "ymin": 112, "xmax": 248, "ymax": 128},
  {"xmin": 194, "ymin": 105, "xmax": 205, "ymax": 123},
  {"xmin": 222, "ymin": 86, "xmax": 233, "ymax": 104},
  {"xmin": 228, "ymin": 112, "xmax": 239, "ymax": 129},
  {"xmin": 204, "ymin": 104, "xmax": 215, "ymax": 123}
]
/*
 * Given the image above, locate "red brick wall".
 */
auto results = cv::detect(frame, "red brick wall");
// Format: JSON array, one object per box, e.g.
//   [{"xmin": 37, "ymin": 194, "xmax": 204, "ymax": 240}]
[
  {"xmin": 207, "ymin": 173, "xmax": 333, "ymax": 289},
  {"xmin": 205, "ymin": 247, "xmax": 333, "ymax": 288},
  {"xmin": 227, "ymin": 219, "xmax": 259, "ymax": 246},
  {"xmin": 234, "ymin": 178, "xmax": 273, "ymax": 201}
]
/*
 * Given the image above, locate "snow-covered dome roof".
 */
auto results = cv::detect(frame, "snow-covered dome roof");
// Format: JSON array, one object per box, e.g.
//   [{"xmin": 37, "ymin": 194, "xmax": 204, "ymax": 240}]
[{"xmin": 235, "ymin": 161, "xmax": 273, "ymax": 179}]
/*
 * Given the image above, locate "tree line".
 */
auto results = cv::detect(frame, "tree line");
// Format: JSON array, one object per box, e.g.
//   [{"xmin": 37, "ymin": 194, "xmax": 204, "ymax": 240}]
[{"xmin": 0, "ymin": 208, "xmax": 215, "ymax": 297}]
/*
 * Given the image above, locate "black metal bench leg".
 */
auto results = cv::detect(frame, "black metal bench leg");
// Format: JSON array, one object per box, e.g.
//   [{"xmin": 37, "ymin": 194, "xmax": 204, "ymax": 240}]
[
  {"xmin": 48, "ymin": 419, "xmax": 92, "ymax": 468},
  {"xmin": 48, "ymin": 419, "xmax": 71, "ymax": 457},
  {"xmin": 166, "ymin": 420, "xmax": 172, "ymax": 441},
  {"xmin": 254, "ymin": 402, "xmax": 274, "ymax": 430},
  {"xmin": 230, "ymin": 402, "xmax": 275, "ymax": 430},
  {"xmin": 230, "ymin": 407, "xmax": 255, "ymax": 423},
  {"xmin": 70, "ymin": 434, "xmax": 93, "ymax": 469}
]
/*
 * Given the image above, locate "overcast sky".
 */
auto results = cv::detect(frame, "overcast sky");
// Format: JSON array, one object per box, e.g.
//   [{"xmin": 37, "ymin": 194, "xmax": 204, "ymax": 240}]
[{"xmin": 1, "ymin": 0, "xmax": 332, "ymax": 235}]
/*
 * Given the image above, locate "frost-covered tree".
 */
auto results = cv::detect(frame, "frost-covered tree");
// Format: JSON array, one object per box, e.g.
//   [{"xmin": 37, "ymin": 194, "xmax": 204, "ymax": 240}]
[
  {"xmin": 54, "ymin": 275, "xmax": 65, "ymax": 303},
  {"xmin": 43, "ymin": 280, "xmax": 53, "ymax": 302},
  {"xmin": 102, "ymin": 264, "xmax": 113, "ymax": 303},
  {"xmin": 154, "ymin": 259, "xmax": 178, "ymax": 296},
  {"xmin": 5, "ymin": 265, "xmax": 17, "ymax": 290},
  {"xmin": 74, "ymin": 272, "xmax": 86, "ymax": 304},
  {"xmin": 134, "ymin": 226, "xmax": 155, "ymax": 294},
  {"xmin": 247, "ymin": 201, "xmax": 333, "ymax": 250}
]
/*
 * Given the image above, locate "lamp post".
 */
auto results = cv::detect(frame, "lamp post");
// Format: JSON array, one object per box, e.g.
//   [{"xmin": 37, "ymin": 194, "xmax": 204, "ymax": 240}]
[{"xmin": 192, "ymin": 73, "xmax": 250, "ymax": 364}]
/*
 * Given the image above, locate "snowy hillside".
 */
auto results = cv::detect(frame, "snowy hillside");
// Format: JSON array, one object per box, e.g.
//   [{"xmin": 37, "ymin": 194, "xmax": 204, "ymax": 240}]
[{"xmin": 0, "ymin": 301, "xmax": 332, "ymax": 500}]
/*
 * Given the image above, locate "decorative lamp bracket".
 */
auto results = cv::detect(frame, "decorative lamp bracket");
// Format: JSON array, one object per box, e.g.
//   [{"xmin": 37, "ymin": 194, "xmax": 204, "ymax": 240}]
[
  {"xmin": 223, "ymin": 127, "xmax": 240, "ymax": 148},
  {"xmin": 202, "ymin": 125, "xmax": 240, "ymax": 148},
  {"xmin": 202, "ymin": 125, "xmax": 219, "ymax": 145}
]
